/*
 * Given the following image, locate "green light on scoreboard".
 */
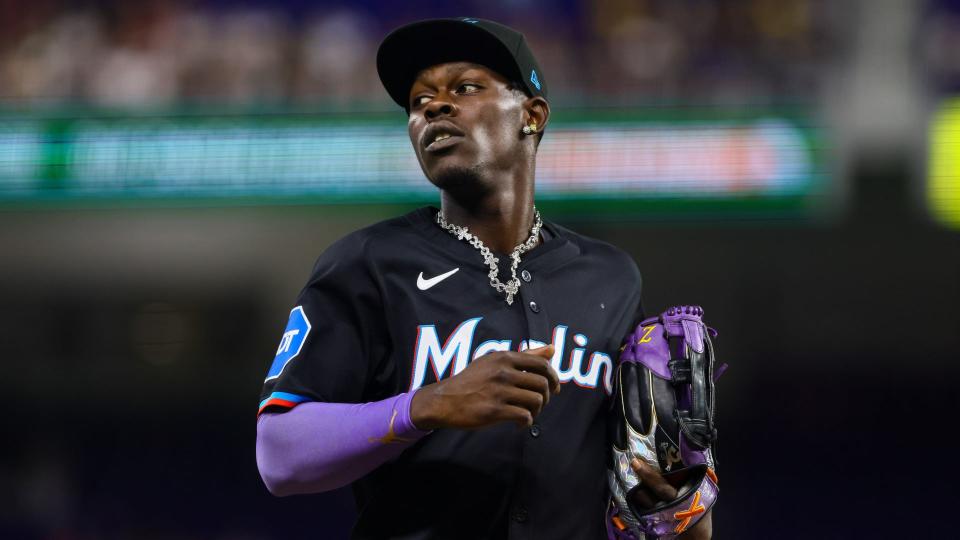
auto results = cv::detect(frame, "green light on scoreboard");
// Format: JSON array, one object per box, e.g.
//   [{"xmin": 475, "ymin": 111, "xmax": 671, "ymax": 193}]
[{"xmin": 930, "ymin": 98, "xmax": 960, "ymax": 229}]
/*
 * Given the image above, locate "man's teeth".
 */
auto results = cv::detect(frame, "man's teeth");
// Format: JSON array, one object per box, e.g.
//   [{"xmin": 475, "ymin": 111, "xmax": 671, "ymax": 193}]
[{"xmin": 433, "ymin": 133, "xmax": 452, "ymax": 143}]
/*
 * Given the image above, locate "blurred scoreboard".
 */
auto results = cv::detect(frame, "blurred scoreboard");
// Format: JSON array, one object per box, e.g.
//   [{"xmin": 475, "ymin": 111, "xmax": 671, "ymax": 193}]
[{"xmin": 0, "ymin": 108, "xmax": 825, "ymax": 217}]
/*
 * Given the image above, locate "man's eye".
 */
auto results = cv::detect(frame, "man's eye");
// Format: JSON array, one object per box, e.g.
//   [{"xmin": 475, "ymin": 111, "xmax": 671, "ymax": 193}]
[
  {"xmin": 411, "ymin": 95, "xmax": 431, "ymax": 108},
  {"xmin": 457, "ymin": 83, "xmax": 481, "ymax": 94}
]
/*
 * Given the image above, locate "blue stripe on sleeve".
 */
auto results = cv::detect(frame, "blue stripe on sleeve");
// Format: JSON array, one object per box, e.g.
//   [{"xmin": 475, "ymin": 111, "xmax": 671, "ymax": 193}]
[{"xmin": 258, "ymin": 391, "xmax": 311, "ymax": 410}]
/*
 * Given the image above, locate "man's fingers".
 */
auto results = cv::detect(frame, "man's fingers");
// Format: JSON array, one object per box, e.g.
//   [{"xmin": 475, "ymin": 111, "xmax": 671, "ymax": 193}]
[
  {"xmin": 649, "ymin": 479, "xmax": 678, "ymax": 502},
  {"xmin": 512, "ymin": 349, "xmax": 561, "ymax": 394},
  {"xmin": 526, "ymin": 345, "xmax": 554, "ymax": 359},
  {"xmin": 631, "ymin": 459, "xmax": 678, "ymax": 501},
  {"xmin": 631, "ymin": 487, "xmax": 656, "ymax": 509},
  {"xmin": 499, "ymin": 404, "xmax": 534, "ymax": 427},
  {"xmin": 509, "ymin": 370, "xmax": 552, "ymax": 405},
  {"xmin": 500, "ymin": 386, "xmax": 546, "ymax": 418}
]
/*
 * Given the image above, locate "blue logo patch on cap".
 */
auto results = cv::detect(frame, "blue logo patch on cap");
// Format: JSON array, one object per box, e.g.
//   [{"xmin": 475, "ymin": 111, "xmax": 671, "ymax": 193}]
[
  {"xmin": 530, "ymin": 70, "xmax": 541, "ymax": 91},
  {"xmin": 461, "ymin": 18, "xmax": 479, "ymax": 24}
]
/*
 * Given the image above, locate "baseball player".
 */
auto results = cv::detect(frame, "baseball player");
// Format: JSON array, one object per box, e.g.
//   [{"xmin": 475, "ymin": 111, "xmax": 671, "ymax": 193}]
[{"xmin": 256, "ymin": 18, "xmax": 712, "ymax": 539}]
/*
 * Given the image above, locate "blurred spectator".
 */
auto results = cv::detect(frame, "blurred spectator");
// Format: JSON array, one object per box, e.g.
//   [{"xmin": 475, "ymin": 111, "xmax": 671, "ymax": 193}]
[
  {"xmin": 296, "ymin": 10, "xmax": 379, "ymax": 105},
  {"xmin": 2, "ymin": 12, "xmax": 104, "ymax": 105},
  {"xmin": 0, "ymin": 0, "xmax": 838, "ymax": 109},
  {"xmin": 215, "ymin": 10, "xmax": 288, "ymax": 105},
  {"xmin": 924, "ymin": 1, "xmax": 960, "ymax": 92}
]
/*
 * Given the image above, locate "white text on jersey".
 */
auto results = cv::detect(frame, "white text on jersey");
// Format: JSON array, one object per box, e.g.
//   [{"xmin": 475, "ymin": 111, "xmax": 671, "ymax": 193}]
[
  {"xmin": 409, "ymin": 317, "xmax": 614, "ymax": 394},
  {"xmin": 276, "ymin": 329, "xmax": 300, "ymax": 355}
]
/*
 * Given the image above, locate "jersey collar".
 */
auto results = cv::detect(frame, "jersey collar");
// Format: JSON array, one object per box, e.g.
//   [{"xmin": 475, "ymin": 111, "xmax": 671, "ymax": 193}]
[{"xmin": 405, "ymin": 206, "xmax": 580, "ymax": 272}]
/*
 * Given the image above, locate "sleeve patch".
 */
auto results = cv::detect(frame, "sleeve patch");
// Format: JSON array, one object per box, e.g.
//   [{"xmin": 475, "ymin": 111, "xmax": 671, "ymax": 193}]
[{"xmin": 264, "ymin": 306, "xmax": 312, "ymax": 382}]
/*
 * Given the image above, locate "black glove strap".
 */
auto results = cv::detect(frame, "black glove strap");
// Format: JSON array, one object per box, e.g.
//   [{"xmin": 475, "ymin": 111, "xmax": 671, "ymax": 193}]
[{"xmin": 670, "ymin": 325, "xmax": 717, "ymax": 450}]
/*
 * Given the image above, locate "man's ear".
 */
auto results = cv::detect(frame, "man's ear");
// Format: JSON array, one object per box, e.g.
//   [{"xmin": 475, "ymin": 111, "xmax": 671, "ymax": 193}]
[{"xmin": 524, "ymin": 96, "xmax": 550, "ymax": 135}]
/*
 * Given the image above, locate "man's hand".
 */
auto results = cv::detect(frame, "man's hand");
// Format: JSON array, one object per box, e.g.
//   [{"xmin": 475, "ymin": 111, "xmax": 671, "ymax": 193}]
[
  {"xmin": 630, "ymin": 458, "xmax": 712, "ymax": 539},
  {"xmin": 410, "ymin": 345, "xmax": 561, "ymax": 430}
]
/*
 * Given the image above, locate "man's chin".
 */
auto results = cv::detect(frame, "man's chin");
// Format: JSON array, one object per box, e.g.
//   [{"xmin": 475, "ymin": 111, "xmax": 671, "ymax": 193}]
[{"xmin": 427, "ymin": 162, "xmax": 491, "ymax": 200}]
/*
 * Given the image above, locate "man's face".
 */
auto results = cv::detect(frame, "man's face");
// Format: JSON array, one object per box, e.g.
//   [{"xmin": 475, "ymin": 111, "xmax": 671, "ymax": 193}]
[{"xmin": 407, "ymin": 62, "xmax": 527, "ymax": 191}]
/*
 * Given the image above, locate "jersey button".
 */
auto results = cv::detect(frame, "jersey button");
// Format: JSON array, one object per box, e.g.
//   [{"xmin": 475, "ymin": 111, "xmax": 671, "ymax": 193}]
[
  {"xmin": 512, "ymin": 507, "xmax": 529, "ymax": 523},
  {"xmin": 529, "ymin": 301, "xmax": 540, "ymax": 313},
  {"xmin": 521, "ymin": 269, "xmax": 532, "ymax": 283},
  {"xmin": 529, "ymin": 424, "xmax": 541, "ymax": 438}
]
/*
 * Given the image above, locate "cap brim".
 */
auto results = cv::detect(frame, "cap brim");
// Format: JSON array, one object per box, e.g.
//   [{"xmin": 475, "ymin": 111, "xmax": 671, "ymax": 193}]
[{"xmin": 377, "ymin": 19, "xmax": 526, "ymax": 110}]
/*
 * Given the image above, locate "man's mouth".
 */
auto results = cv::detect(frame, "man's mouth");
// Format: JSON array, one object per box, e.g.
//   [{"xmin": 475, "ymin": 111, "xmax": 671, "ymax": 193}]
[
  {"xmin": 422, "ymin": 123, "xmax": 465, "ymax": 153},
  {"xmin": 425, "ymin": 132, "xmax": 463, "ymax": 152}
]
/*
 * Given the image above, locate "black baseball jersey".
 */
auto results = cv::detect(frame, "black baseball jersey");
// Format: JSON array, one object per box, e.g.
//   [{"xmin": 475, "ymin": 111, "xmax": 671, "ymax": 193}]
[{"xmin": 259, "ymin": 206, "xmax": 643, "ymax": 540}]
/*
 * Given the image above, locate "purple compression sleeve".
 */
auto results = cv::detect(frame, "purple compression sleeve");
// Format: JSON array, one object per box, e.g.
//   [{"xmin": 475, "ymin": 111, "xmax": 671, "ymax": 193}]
[{"xmin": 256, "ymin": 390, "xmax": 431, "ymax": 496}]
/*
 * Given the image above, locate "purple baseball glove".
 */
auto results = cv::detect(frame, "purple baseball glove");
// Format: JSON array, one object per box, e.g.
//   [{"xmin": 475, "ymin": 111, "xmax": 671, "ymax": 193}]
[{"xmin": 606, "ymin": 306, "xmax": 727, "ymax": 539}]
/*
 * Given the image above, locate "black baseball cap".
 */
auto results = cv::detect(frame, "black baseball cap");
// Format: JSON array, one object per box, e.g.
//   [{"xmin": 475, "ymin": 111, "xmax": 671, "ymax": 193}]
[{"xmin": 377, "ymin": 17, "xmax": 548, "ymax": 111}]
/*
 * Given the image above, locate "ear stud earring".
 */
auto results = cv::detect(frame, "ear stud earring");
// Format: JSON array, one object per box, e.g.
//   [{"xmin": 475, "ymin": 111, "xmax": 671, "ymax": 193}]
[{"xmin": 522, "ymin": 121, "xmax": 538, "ymax": 135}]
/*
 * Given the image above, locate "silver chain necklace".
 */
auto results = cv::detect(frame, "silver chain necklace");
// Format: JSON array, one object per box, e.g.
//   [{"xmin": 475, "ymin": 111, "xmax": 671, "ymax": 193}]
[{"xmin": 436, "ymin": 208, "xmax": 542, "ymax": 305}]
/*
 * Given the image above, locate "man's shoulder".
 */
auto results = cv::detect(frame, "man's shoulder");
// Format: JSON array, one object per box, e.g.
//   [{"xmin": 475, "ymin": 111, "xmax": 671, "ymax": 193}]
[
  {"xmin": 309, "ymin": 207, "xmax": 429, "ymax": 275},
  {"xmin": 337, "ymin": 209, "xmax": 424, "ymax": 248},
  {"xmin": 552, "ymin": 222, "xmax": 640, "ymax": 280}
]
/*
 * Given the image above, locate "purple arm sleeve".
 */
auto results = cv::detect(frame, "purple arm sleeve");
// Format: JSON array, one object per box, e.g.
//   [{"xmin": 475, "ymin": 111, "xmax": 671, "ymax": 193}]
[{"xmin": 256, "ymin": 389, "xmax": 431, "ymax": 496}]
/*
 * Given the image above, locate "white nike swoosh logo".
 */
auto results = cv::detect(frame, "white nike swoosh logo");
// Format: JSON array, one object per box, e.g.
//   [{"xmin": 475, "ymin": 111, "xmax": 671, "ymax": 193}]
[{"xmin": 417, "ymin": 268, "xmax": 459, "ymax": 290}]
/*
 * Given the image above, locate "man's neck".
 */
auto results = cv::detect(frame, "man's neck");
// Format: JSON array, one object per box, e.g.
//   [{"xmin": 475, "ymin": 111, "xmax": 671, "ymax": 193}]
[{"xmin": 439, "ymin": 187, "xmax": 537, "ymax": 254}]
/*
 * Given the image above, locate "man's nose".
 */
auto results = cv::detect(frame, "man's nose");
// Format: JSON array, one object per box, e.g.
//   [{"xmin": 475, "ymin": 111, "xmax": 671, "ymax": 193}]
[{"xmin": 425, "ymin": 98, "xmax": 456, "ymax": 119}]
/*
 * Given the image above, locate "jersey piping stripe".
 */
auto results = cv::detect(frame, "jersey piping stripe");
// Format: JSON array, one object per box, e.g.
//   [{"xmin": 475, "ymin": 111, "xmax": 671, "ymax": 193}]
[{"xmin": 258, "ymin": 391, "xmax": 310, "ymax": 415}]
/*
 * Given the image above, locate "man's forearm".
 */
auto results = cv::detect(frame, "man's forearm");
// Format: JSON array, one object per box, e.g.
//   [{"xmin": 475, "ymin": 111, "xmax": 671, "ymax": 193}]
[{"xmin": 256, "ymin": 390, "xmax": 431, "ymax": 496}]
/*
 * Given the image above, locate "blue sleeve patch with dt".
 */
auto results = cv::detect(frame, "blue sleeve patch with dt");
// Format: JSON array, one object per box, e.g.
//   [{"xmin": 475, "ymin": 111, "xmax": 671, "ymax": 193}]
[{"xmin": 265, "ymin": 305, "xmax": 312, "ymax": 382}]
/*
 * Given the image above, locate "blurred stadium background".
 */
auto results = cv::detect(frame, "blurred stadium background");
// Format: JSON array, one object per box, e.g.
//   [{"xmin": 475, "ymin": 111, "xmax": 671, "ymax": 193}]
[{"xmin": 0, "ymin": 0, "xmax": 957, "ymax": 538}]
